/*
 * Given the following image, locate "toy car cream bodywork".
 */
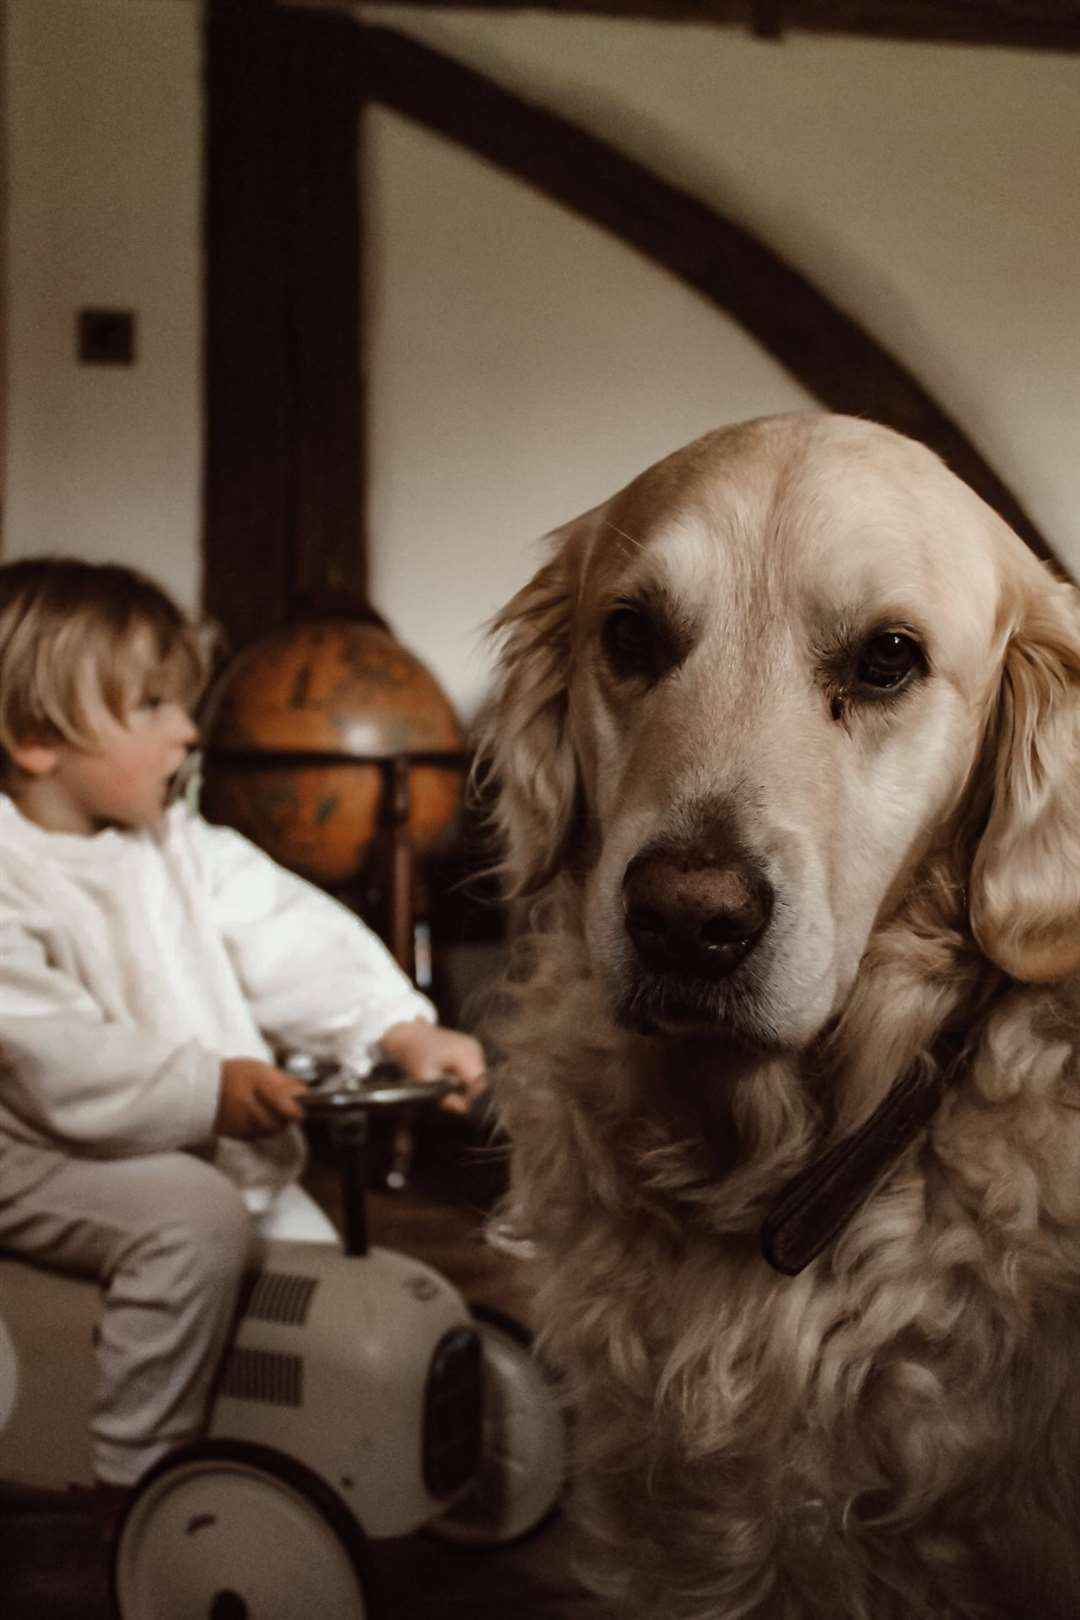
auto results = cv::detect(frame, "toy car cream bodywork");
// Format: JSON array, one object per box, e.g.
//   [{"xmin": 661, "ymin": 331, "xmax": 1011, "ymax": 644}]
[
  {"xmin": 0, "ymin": 1070, "xmax": 566, "ymax": 1618},
  {"xmin": 0, "ymin": 1239, "xmax": 480, "ymax": 1532}
]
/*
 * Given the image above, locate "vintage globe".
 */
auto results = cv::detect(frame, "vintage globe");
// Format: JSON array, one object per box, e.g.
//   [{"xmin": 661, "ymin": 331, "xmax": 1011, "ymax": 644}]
[{"xmin": 200, "ymin": 617, "xmax": 466, "ymax": 886}]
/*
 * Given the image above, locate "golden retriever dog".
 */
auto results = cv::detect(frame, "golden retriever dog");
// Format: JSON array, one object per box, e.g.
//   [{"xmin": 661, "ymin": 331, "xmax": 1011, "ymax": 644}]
[{"xmin": 477, "ymin": 414, "xmax": 1080, "ymax": 1620}]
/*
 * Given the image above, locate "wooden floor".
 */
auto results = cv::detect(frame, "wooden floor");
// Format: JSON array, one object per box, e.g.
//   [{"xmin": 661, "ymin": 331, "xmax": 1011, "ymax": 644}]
[{"xmin": 0, "ymin": 1117, "xmax": 609, "ymax": 1619}]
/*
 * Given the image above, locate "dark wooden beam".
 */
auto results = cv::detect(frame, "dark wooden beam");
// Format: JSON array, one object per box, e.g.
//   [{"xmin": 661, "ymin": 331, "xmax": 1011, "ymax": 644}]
[
  {"xmin": 359, "ymin": 23, "xmax": 1058, "ymax": 565},
  {"xmin": 204, "ymin": 0, "xmax": 368, "ymax": 654},
  {"xmin": 204, "ymin": 0, "xmax": 291, "ymax": 646},
  {"xmin": 205, "ymin": 3, "xmax": 1061, "ymax": 614},
  {"xmin": 353, "ymin": 0, "xmax": 1080, "ymax": 52}
]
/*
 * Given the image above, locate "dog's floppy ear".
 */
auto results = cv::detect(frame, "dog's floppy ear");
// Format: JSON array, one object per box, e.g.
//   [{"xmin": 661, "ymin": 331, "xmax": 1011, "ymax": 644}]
[
  {"xmin": 474, "ymin": 523, "xmax": 583, "ymax": 896},
  {"xmin": 970, "ymin": 576, "xmax": 1080, "ymax": 982}
]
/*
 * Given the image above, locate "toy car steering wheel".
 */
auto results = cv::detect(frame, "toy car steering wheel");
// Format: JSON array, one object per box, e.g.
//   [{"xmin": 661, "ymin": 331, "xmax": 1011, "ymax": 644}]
[
  {"xmin": 284, "ymin": 1054, "xmax": 458, "ymax": 1115},
  {"xmin": 283, "ymin": 1057, "xmax": 459, "ymax": 1257}
]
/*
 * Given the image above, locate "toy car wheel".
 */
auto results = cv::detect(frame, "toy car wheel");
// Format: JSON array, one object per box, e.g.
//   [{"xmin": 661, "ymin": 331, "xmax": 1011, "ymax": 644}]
[
  {"xmin": 427, "ymin": 1305, "xmax": 566, "ymax": 1547},
  {"xmin": 113, "ymin": 1438, "xmax": 381, "ymax": 1619}
]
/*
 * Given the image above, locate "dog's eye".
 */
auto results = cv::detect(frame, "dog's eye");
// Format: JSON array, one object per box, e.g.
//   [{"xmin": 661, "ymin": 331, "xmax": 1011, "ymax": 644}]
[
  {"xmin": 601, "ymin": 605, "xmax": 673, "ymax": 682},
  {"xmin": 855, "ymin": 632, "xmax": 923, "ymax": 691}
]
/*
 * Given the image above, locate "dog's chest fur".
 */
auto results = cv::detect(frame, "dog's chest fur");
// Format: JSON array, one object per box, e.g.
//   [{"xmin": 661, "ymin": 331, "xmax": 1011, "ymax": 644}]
[{"xmin": 495, "ymin": 939, "xmax": 1080, "ymax": 1620}]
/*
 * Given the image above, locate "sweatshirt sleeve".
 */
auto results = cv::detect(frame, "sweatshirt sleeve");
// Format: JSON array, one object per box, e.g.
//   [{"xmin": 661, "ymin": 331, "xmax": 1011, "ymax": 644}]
[
  {"xmin": 0, "ymin": 918, "xmax": 222, "ymax": 1156},
  {"xmin": 195, "ymin": 817, "xmax": 435, "ymax": 1070}
]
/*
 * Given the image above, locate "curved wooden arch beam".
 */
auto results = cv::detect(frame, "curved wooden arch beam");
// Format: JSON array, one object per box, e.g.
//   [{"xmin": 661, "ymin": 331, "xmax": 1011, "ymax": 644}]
[
  {"xmin": 359, "ymin": 24, "xmax": 1058, "ymax": 568},
  {"xmin": 359, "ymin": 2, "xmax": 1080, "ymax": 55}
]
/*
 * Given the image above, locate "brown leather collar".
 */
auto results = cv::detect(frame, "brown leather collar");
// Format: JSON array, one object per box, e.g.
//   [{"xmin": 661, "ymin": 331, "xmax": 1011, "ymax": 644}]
[{"xmin": 760, "ymin": 1038, "xmax": 964, "ymax": 1276}]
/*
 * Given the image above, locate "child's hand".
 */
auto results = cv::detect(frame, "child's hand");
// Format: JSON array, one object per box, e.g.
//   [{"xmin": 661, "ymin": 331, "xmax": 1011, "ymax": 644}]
[
  {"xmin": 378, "ymin": 1020, "xmax": 488, "ymax": 1115},
  {"xmin": 216, "ymin": 1057, "xmax": 307, "ymax": 1139}
]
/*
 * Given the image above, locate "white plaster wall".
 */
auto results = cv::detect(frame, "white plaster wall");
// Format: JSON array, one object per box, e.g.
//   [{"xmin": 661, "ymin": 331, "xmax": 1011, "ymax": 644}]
[
  {"xmin": 3, "ymin": 4, "xmax": 1078, "ymax": 724},
  {"xmin": 1, "ymin": 0, "xmax": 202, "ymax": 614},
  {"xmin": 360, "ymin": 6, "xmax": 1080, "ymax": 716},
  {"xmin": 363, "ymin": 109, "xmax": 814, "ymax": 716}
]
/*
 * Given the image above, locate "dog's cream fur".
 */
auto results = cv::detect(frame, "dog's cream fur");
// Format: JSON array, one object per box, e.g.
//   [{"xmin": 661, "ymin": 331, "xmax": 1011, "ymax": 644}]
[{"xmin": 477, "ymin": 415, "xmax": 1080, "ymax": 1619}]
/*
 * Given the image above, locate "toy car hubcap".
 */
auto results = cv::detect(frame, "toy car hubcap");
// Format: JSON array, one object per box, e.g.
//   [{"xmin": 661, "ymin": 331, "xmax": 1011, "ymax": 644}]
[{"xmin": 114, "ymin": 1449, "xmax": 372, "ymax": 1620}]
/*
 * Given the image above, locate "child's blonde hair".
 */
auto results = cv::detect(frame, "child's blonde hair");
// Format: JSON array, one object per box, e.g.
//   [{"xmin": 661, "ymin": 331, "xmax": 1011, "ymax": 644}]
[{"xmin": 0, "ymin": 557, "xmax": 208, "ymax": 760}]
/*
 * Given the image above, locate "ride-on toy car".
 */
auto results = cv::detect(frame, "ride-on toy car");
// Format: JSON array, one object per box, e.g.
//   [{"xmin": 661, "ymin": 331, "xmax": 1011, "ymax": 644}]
[{"xmin": 0, "ymin": 1063, "xmax": 566, "ymax": 1618}]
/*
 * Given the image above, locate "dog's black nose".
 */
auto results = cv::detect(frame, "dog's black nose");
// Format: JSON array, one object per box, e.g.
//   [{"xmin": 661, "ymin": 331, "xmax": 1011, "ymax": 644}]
[{"xmin": 623, "ymin": 851, "xmax": 772, "ymax": 979}]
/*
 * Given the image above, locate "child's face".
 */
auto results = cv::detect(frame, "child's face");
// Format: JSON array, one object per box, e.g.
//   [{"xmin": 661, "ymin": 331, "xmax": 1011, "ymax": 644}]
[
  {"xmin": 37, "ymin": 638, "xmax": 199, "ymax": 834},
  {"xmin": 49, "ymin": 691, "xmax": 199, "ymax": 834}
]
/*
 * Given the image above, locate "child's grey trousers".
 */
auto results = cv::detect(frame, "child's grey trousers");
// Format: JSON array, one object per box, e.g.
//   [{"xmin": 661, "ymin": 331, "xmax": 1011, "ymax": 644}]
[{"xmin": 0, "ymin": 1148, "xmax": 337, "ymax": 1485}]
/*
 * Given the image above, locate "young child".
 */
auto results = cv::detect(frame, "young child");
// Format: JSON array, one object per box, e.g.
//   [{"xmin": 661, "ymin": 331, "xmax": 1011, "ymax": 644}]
[{"xmin": 0, "ymin": 556, "xmax": 486, "ymax": 1524}]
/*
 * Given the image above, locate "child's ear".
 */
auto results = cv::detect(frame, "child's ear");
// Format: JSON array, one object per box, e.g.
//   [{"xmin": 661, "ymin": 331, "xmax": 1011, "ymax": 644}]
[{"xmin": 7, "ymin": 738, "xmax": 60, "ymax": 777}]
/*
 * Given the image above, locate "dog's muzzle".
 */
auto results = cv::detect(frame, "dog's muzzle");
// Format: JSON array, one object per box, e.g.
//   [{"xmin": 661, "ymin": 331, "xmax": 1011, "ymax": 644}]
[{"xmin": 623, "ymin": 850, "xmax": 773, "ymax": 980}]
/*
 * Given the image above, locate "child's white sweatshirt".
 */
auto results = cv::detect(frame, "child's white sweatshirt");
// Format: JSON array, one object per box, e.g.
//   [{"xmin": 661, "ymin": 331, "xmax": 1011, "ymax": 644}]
[{"xmin": 0, "ymin": 796, "xmax": 433, "ymax": 1207}]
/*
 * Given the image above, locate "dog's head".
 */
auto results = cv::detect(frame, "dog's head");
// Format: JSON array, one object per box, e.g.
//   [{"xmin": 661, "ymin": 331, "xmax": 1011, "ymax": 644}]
[{"xmin": 480, "ymin": 414, "xmax": 1080, "ymax": 1056}]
